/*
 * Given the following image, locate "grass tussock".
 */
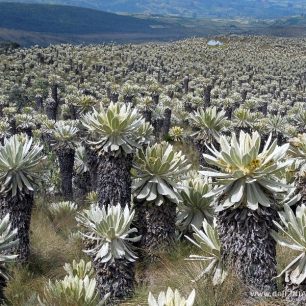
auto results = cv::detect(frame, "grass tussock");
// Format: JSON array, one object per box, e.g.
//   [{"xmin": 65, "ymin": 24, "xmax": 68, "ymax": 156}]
[
  {"xmin": 125, "ymin": 241, "xmax": 296, "ymax": 306},
  {"xmin": 2, "ymin": 197, "xmax": 298, "ymax": 306},
  {"xmin": 5, "ymin": 201, "xmax": 86, "ymax": 305},
  {"xmin": 173, "ymin": 141, "xmax": 199, "ymax": 169},
  {"xmin": 126, "ymin": 241, "xmax": 245, "ymax": 306}
]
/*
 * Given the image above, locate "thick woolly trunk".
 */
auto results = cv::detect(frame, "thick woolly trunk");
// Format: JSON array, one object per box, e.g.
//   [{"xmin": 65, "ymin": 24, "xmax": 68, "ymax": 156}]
[
  {"xmin": 0, "ymin": 275, "xmax": 6, "ymax": 303},
  {"xmin": 94, "ymin": 259, "xmax": 135, "ymax": 304},
  {"xmin": 0, "ymin": 193, "xmax": 34, "ymax": 263},
  {"xmin": 97, "ymin": 154, "xmax": 132, "ymax": 208},
  {"xmin": 62, "ymin": 105, "xmax": 77, "ymax": 120},
  {"xmin": 183, "ymin": 76, "xmax": 189, "ymax": 93},
  {"xmin": 0, "ymin": 103, "xmax": 8, "ymax": 118},
  {"xmin": 234, "ymin": 126, "xmax": 252, "ymax": 135},
  {"xmin": 136, "ymin": 201, "xmax": 176, "ymax": 260},
  {"xmin": 285, "ymin": 282, "xmax": 306, "ymax": 305},
  {"xmin": 225, "ymin": 107, "xmax": 233, "ymax": 120},
  {"xmin": 51, "ymin": 84, "xmax": 59, "ymax": 106},
  {"xmin": 124, "ymin": 96, "xmax": 133, "ymax": 103},
  {"xmin": 217, "ymin": 207, "xmax": 278, "ymax": 293},
  {"xmin": 291, "ymin": 173, "xmax": 306, "ymax": 214},
  {"xmin": 110, "ymin": 93, "xmax": 119, "ymax": 103},
  {"xmin": 18, "ymin": 127, "xmax": 32, "ymax": 137},
  {"xmin": 259, "ymin": 134, "xmax": 269, "ymax": 152},
  {"xmin": 73, "ymin": 171, "xmax": 91, "ymax": 200},
  {"xmin": 152, "ymin": 94, "xmax": 159, "ymax": 105},
  {"xmin": 275, "ymin": 132, "xmax": 285, "ymax": 146},
  {"xmin": 35, "ymin": 95, "xmax": 43, "ymax": 112},
  {"xmin": 69, "ymin": 104, "xmax": 77, "ymax": 120},
  {"xmin": 194, "ymin": 139, "xmax": 208, "ymax": 166},
  {"xmin": 41, "ymin": 133, "xmax": 52, "ymax": 152},
  {"xmin": 56, "ymin": 148, "xmax": 75, "ymax": 200},
  {"xmin": 84, "ymin": 144, "xmax": 98, "ymax": 191},
  {"xmin": 241, "ymin": 89, "xmax": 248, "ymax": 102},
  {"xmin": 297, "ymin": 174, "xmax": 306, "ymax": 203},
  {"xmin": 204, "ymin": 85, "xmax": 212, "ymax": 107},
  {"xmin": 161, "ymin": 108, "xmax": 172, "ymax": 138},
  {"xmin": 9, "ymin": 118, "xmax": 17, "ymax": 135},
  {"xmin": 45, "ymin": 97, "xmax": 57, "ymax": 121},
  {"xmin": 153, "ymin": 118, "xmax": 164, "ymax": 139},
  {"xmin": 194, "ymin": 138, "xmax": 220, "ymax": 167},
  {"xmin": 258, "ymin": 102, "xmax": 268, "ymax": 116},
  {"xmin": 141, "ymin": 110, "xmax": 152, "ymax": 123},
  {"xmin": 184, "ymin": 102, "xmax": 195, "ymax": 113}
]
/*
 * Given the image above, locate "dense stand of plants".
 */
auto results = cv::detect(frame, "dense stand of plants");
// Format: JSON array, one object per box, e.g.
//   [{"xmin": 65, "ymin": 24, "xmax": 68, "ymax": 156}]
[{"xmin": 0, "ymin": 36, "xmax": 306, "ymax": 305}]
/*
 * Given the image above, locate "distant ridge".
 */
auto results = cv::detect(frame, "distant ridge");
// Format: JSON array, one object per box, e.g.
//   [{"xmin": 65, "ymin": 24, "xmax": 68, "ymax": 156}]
[
  {"xmin": 0, "ymin": 2, "xmax": 306, "ymax": 47},
  {"xmin": 0, "ymin": 0, "xmax": 305, "ymax": 18},
  {"xmin": 0, "ymin": 2, "xmax": 161, "ymax": 34}
]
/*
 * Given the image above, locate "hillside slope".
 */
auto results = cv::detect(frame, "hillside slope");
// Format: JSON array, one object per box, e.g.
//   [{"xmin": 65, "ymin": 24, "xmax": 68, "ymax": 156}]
[
  {"xmin": 0, "ymin": 0, "xmax": 305, "ymax": 18},
  {"xmin": 0, "ymin": 2, "xmax": 162, "ymax": 34},
  {"xmin": 0, "ymin": 3, "xmax": 305, "ymax": 47}
]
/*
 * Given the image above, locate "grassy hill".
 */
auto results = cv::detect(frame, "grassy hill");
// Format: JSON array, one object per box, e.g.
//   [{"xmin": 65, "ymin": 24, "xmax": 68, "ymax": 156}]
[
  {"xmin": 0, "ymin": 2, "xmax": 306, "ymax": 47},
  {"xmin": 0, "ymin": 2, "xmax": 253, "ymax": 46},
  {"xmin": 0, "ymin": 2, "xmax": 163, "ymax": 34},
  {"xmin": 274, "ymin": 15, "xmax": 306, "ymax": 26},
  {"xmin": 0, "ymin": 0, "xmax": 305, "ymax": 18}
]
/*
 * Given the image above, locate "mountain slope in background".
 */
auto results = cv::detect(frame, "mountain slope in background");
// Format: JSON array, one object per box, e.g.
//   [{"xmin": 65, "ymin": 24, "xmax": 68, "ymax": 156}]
[
  {"xmin": 0, "ymin": 2, "xmax": 190, "ymax": 46},
  {"xmin": 0, "ymin": 2, "xmax": 162, "ymax": 34},
  {"xmin": 0, "ymin": 2, "xmax": 305, "ymax": 47},
  {"xmin": 0, "ymin": 0, "xmax": 305, "ymax": 18}
]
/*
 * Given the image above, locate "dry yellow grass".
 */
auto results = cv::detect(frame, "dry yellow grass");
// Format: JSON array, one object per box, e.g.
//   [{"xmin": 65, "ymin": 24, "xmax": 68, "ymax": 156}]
[
  {"xmin": 5, "ymin": 202, "xmax": 85, "ymax": 304},
  {"xmin": 2, "ymin": 197, "xmax": 299, "ymax": 306}
]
